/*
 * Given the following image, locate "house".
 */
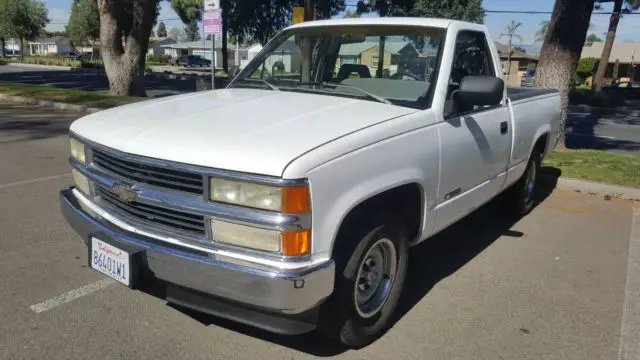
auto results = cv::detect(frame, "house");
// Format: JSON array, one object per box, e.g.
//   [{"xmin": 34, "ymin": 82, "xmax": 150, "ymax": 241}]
[
  {"xmin": 494, "ymin": 42, "xmax": 539, "ymax": 86},
  {"xmin": 162, "ymin": 39, "xmax": 252, "ymax": 68},
  {"xmin": 335, "ymin": 40, "xmax": 420, "ymax": 76},
  {"xmin": 147, "ymin": 38, "xmax": 176, "ymax": 56},
  {"xmin": 580, "ymin": 42, "xmax": 639, "ymax": 84},
  {"xmin": 27, "ymin": 36, "xmax": 72, "ymax": 56}
]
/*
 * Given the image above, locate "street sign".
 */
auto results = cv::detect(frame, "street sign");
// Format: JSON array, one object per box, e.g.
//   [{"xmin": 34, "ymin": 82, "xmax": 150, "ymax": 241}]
[
  {"xmin": 203, "ymin": 10, "xmax": 222, "ymax": 35},
  {"xmin": 204, "ymin": 0, "xmax": 219, "ymax": 12}
]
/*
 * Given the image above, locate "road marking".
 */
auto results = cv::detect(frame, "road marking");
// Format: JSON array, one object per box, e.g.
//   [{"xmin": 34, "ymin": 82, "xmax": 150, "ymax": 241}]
[
  {"xmin": 29, "ymin": 278, "xmax": 116, "ymax": 314},
  {"xmin": 619, "ymin": 207, "xmax": 640, "ymax": 360},
  {"xmin": 566, "ymin": 133, "xmax": 616, "ymax": 140},
  {"xmin": 0, "ymin": 173, "xmax": 70, "ymax": 189}
]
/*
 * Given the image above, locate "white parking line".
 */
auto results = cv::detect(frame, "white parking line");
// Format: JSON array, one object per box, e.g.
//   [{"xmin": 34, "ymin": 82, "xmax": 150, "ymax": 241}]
[
  {"xmin": 29, "ymin": 278, "xmax": 116, "ymax": 314},
  {"xmin": 619, "ymin": 207, "xmax": 640, "ymax": 360},
  {"xmin": 0, "ymin": 174, "xmax": 70, "ymax": 189}
]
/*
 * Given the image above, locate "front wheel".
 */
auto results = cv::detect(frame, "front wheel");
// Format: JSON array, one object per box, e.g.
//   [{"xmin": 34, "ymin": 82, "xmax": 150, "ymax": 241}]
[{"xmin": 317, "ymin": 214, "xmax": 409, "ymax": 348}]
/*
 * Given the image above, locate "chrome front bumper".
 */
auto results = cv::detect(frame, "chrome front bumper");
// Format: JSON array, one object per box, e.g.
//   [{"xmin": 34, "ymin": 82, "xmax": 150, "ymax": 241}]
[{"xmin": 60, "ymin": 187, "xmax": 335, "ymax": 322}]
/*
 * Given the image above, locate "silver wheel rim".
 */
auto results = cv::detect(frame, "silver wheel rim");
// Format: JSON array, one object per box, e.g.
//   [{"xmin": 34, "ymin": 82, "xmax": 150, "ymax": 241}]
[
  {"xmin": 354, "ymin": 238, "xmax": 398, "ymax": 319},
  {"xmin": 523, "ymin": 159, "xmax": 537, "ymax": 203}
]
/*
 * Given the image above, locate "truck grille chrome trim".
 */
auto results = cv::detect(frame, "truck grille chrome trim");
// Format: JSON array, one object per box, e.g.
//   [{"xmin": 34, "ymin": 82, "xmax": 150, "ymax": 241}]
[
  {"xmin": 92, "ymin": 149, "xmax": 204, "ymax": 195},
  {"xmin": 95, "ymin": 184, "xmax": 206, "ymax": 236}
]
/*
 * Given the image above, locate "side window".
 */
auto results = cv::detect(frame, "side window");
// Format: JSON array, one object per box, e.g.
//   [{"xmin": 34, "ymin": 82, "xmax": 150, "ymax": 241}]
[{"xmin": 445, "ymin": 30, "xmax": 499, "ymax": 117}]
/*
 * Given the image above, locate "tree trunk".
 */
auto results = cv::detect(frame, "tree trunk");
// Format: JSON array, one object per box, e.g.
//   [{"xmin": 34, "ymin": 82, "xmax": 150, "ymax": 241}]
[
  {"xmin": 0, "ymin": 38, "xmax": 5, "ymax": 58},
  {"xmin": 506, "ymin": 37, "xmax": 512, "ymax": 80},
  {"xmin": 97, "ymin": 0, "xmax": 157, "ymax": 97},
  {"xmin": 534, "ymin": 0, "xmax": 595, "ymax": 150},
  {"xmin": 592, "ymin": 0, "xmax": 622, "ymax": 92},
  {"xmin": 19, "ymin": 38, "xmax": 24, "ymax": 61}
]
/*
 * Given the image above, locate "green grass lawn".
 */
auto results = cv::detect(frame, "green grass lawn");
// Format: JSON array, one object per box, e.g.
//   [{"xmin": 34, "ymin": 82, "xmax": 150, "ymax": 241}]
[
  {"xmin": 0, "ymin": 81, "xmax": 146, "ymax": 109},
  {"xmin": 543, "ymin": 149, "xmax": 640, "ymax": 188}
]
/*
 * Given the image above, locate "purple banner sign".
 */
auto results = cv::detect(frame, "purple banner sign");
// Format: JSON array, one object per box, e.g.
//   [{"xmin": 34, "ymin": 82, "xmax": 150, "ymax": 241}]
[{"xmin": 203, "ymin": 10, "xmax": 221, "ymax": 35}]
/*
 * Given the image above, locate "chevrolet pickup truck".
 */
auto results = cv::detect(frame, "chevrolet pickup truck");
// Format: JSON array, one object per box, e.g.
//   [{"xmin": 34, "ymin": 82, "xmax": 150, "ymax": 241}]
[{"xmin": 60, "ymin": 17, "xmax": 561, "ymax": 348}]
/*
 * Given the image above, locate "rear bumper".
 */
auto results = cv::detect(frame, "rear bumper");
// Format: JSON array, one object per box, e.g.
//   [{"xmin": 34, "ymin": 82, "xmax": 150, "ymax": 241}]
[{"xmin": 60, "ymin": 187, "xmax": 335, "ymax": 334}]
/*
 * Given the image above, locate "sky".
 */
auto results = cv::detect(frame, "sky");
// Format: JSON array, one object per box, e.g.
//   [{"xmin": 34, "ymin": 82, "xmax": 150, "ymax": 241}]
[{"xmin": 43, "ymin": 0, "xmax": 640, "ymax": 50}]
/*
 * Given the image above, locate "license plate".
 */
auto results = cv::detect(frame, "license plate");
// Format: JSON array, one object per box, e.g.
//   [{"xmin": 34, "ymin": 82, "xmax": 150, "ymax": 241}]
[{"xmin": 90, "ymin": 237, "xmax": 130, "ymax": 286}]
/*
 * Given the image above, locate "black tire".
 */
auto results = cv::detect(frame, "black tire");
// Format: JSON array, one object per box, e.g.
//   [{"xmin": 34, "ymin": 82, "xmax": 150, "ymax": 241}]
[
  {"xmin": 317, "ymin": 213, "xmax": 409, "ymax": 348},
  {"xmin": 503, "ymin": 151, "xmax": 541, "ymax": 216}
]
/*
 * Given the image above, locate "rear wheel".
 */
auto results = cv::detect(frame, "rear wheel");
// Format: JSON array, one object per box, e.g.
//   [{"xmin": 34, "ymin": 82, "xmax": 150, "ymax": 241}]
[
  {"xmin": 317, "ymin": 214, "xmax": 409, "ymax": 348},
  {"xmin": 503, "ymin": 151, "xmax": 541, "ymax": 216}
]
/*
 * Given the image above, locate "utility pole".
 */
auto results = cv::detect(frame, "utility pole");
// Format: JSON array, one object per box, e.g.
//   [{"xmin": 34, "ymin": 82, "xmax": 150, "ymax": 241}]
[{"xmin": 304, "ymin": 0, "xmax": 313, "ymax": 21}]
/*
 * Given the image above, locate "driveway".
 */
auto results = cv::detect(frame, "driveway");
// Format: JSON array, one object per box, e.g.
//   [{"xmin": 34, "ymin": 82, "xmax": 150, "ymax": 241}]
[{"xmin": 0, "ymin": 101, "xmax": 639, "ymax": 359}]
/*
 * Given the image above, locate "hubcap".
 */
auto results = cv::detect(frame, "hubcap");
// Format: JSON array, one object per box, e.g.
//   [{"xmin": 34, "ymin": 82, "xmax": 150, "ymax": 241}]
[
  {"xmin": 354, "ymin": 238, "xmax": 398, "ymax": 318},
  {"xmin": 523, "ymin": 159, "xmax": 537, "ymax": 203}
]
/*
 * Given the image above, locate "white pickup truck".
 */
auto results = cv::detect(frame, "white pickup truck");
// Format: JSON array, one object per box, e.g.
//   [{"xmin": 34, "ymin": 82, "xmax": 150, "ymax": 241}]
[{"xmin": 60, "ymin": 17, "xmax": 561, "ymax": 348}]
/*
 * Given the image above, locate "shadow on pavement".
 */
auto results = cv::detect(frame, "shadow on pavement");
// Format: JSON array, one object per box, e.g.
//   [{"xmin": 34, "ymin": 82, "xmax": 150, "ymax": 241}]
[{"xmin": 166, "ymin": 169, "xmax": 562, "ymax": 356}]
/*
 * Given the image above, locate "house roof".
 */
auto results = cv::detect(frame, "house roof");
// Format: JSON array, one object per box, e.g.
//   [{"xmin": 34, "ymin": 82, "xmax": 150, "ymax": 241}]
[
  {"xmin": 162, "ymin": 39, "xmax": 252, "ymax": 50},
  {"xmin": 30, "ymin": 36, "xmax": 69, "ymax": 45},
  {"xmin": 580, "ymin": 42, "xmax": 640, "ymax": 63},
  {"xmin": 338, "ymin": 41, "xmax": 416, "ymax": 56},
  {"xmin": 494, "ymin": 42, "xmax": 538, "ymax": 60}
]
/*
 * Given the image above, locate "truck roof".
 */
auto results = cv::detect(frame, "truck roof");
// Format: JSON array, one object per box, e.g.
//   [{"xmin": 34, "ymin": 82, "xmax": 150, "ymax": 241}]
[{"xmin": 286, "ymin": 16, "xmax": 475, "ymax": 31}]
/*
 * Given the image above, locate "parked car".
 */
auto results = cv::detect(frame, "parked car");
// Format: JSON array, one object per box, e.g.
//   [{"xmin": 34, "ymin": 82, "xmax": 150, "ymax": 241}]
[
  {"xmin": 520, "ymin": 69, "xmax": 535, "ymax": 87},
  {"xmin": 60, "ymin": 17, "xmax": 561, "ymax": 348},
  {"xmin": 172, "ymin": 54, "xmax": 211, "ymax": 67},
  {"xmin": 602, "ymin": 81, "xmax": 640, "ymax": 100}
]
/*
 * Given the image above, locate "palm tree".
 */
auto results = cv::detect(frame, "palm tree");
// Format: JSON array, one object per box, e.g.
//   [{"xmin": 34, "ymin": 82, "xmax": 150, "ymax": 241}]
[
  {"xmin": 499, "ymin": 21, "xmax": 523, "ymax": 80},
  {"xmin": 536, "ymin": 20, "xmax": 595, "ymax": 43}
]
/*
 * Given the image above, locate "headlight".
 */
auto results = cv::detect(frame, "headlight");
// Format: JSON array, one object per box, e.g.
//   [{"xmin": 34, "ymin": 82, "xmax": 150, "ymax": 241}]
[
  {"xmin": 69, "ymin": 137, "xmax": 86, "ymax": 164},
  {"xmin": 210, "ymin": 178, "xmax": 310, "ymax": 214},
  {"xmin": 211, "ymin": 219, "xmax": 310, "ymax": 256},
  {"xmin": 72, "ymin": 169, "xmax": 91, "ymax": 195}
]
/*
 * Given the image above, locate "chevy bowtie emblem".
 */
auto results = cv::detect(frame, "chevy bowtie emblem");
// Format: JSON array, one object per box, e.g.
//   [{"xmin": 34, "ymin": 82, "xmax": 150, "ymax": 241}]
[{"xmin": 110, "ymin": 183, "xmax": 138, "ymax": 202}]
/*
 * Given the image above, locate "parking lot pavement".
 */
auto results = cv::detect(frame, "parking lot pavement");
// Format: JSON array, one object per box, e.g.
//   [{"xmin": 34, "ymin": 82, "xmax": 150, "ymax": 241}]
[{"xmin": 0, "ymin": 101, "xmax": 638, "ymax": 360}]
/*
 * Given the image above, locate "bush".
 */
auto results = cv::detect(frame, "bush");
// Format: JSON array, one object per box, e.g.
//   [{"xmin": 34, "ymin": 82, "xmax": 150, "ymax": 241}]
[
  {"xmin": 80, "ymin": 60, "xmax": 104, "ymax": 69},
  {"xmin": 147, "ymin": 53, "xmax": 172, "ymax": 64},
  {"xmin": 12, "ymin": 55, "xmax": 80, "ymax": 67},
  {"xmin": 569, "ymin": 87, "xmax": 624, "ymax": 108}
]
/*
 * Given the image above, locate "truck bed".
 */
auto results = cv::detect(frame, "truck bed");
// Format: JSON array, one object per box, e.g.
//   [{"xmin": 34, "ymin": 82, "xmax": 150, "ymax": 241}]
[{"xmin": 507, "ymin": 86, "xmax": 558, "ymax": 102}]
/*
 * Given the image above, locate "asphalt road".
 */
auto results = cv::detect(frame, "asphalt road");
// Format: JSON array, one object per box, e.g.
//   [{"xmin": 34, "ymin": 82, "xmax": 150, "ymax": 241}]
[
  {"xmin": 567, "ymin": 106, "xmax": 640, "ymax": 155},
  {"xmin": 0, "ymin": 101, "xmax": 639, "ymax": 360}
]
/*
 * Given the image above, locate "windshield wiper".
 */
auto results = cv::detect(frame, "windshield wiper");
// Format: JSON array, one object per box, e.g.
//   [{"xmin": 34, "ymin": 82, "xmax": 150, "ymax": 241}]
[
  {"xmin": 232, "ymin": 77, "xmax": 280, "ymax": 91},
  {"xmin": 296, "ymin": 81, "xmax": 392, "ymax": 105}
]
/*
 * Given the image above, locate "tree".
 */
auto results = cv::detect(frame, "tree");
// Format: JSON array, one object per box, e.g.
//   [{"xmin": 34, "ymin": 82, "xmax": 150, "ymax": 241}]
[
  {"xmin": 584, "ymin": 33, "xmax": 602, "ymax": 45},
  {"xmin": 499, "ymin": 21, "xmax": 523, "ymax": 81},
  {"xmin": 168, "ymin": 27, "xmax": 185, "ymax": 41},
  {"xmin": 576, "ymin": 56, "xmax": 598, "ymax": 80},
  {"xmin": 592, "ymin": 0, "xmax": 640, "ymax": 91},
  {"xmin": 408, "ymin": 0, "xmax": 485, "ymax": 23},
  {"xmin": 0, "ymin": 0, "xmax": 49, "ymax": 59},
  {"xmin": 66, "ymin": 0, "xmax": 100, "ymax": 58},
  {"xmin": 514, "ymin": 45, "xmax": 527, "ymax": 53},
  {"xmin": 156, "ymin": 21, "xmax": 167, "ymax": 37},
  {"xmin": 96, "ymin": 0, "xmax": 159, "ymax": 96},
  {"xmin": 535, "ymin": 0, "xmax": 595, "ymax": 149},
  {"xmin": 184, "ymin": 20, "xmax": 200, "ymax": 41}
]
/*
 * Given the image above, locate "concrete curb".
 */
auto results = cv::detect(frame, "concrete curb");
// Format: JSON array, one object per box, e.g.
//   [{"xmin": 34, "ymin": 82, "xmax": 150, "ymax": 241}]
[
  {"xmin": 0, "ymin": 93, "xmax": 102, "ymax": 114},
  {"xmin": 541, "ymin": 174, "xmax": 640, "ymax": 202}
]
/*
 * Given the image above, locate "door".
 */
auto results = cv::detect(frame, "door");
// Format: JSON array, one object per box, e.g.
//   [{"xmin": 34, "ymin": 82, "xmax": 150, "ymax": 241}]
[{"xmin": 433, "ymin": 30, "xmax": 512, "ymax": 233}]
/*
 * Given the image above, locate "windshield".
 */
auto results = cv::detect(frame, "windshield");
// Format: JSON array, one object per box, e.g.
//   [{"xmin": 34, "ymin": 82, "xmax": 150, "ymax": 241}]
[{"xmin": 229, "ymin": 25, "xmax": 446, "ymax": 109}]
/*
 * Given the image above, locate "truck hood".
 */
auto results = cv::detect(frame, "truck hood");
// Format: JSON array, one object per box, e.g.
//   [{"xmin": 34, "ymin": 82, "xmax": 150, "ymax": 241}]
[{"xmin": 70, "ymin": 88, "xmax": 416, "ymax": 177}]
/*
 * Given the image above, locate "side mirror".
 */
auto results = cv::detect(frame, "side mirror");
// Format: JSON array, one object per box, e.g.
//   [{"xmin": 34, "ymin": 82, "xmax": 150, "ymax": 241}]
[{"xmin": 456, "ymin": 75, "xmax": 504, "ymax": 107}]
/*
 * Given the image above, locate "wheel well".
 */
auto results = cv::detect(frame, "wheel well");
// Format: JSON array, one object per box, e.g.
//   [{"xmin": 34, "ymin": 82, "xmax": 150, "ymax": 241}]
[
  {"xmin": 333, "ymin": 183, "xmax": 423, "ymax": 255},
  {"xmin": 534, "ymin": 133, "xmax": 549, "ymax": 156}
]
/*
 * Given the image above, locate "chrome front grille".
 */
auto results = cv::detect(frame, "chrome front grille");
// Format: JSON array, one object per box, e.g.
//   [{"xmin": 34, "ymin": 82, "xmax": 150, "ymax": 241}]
[
  {"xmin": 92, "ymin": 149, "xmax": 204, "ymax": 194},
  {"xmin": 95, "ymin": 184, "xmax": 206, "ymax": 236}
]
